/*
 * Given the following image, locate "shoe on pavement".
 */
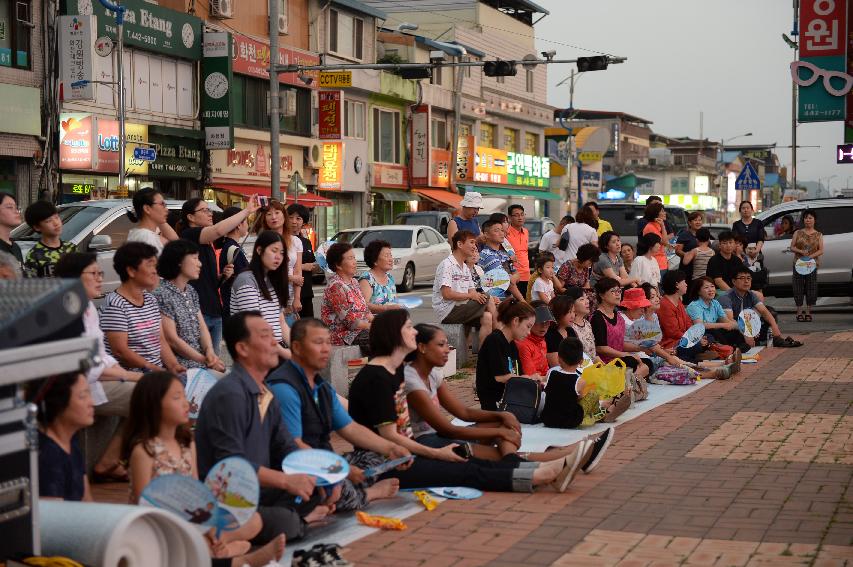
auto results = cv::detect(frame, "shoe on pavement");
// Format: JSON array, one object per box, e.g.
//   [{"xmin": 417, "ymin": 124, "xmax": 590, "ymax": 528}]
[
  {"xmin": 731, "ymin": 348, "xmax": 742, "ymax": 375},
  {"xmin": 553, "ymin": 440, "xmax": 589, "ymax": 493},
  {"xmin": 773, "ymin": 335, "xmax": 803, "ymax": 348},
  {"xmin": 292, "ymin": 548, "xmax": 325, "ymax": 567},
  {"xmin": 311, "ymin": 543, "xmax": 353, "ymax": 567},
  {"xmin": 714, "ymin": 365, "xmax": 732, "ymax": 380},
  {"xmin": 582, "ymin": 427, "xmax": 615, "ymax": 474}
]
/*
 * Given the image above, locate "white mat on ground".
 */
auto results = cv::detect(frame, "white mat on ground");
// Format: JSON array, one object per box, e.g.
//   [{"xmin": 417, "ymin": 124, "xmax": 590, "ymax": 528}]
[
  {"xmin": 279, "ymin": 493, "xmax": 428, "ymax": 565},
  {"xmin": 454, "ymin": 380, "xmax": 715, "ymax": 453}
]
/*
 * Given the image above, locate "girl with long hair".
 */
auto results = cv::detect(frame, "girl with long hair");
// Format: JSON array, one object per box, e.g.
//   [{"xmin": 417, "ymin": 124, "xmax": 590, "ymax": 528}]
[{"xmin": 253, "ymin": 199, "xmax": 303, "ymax": 320}]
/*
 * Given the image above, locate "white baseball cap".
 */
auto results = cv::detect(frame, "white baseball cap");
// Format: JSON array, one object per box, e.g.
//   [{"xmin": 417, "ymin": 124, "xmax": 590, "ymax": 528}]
[{"xmin": 460, "ymin": 192, "xmax": 484, "ymax": 209}]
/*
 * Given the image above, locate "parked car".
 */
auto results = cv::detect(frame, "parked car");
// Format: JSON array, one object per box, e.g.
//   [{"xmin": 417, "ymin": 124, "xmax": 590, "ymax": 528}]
[
  {"xmin": 597, "ymin": 202, "xmax": 689, "ymax": 247},
  {"xmin": 395, "ymin": 211, "xmax": 453, "ymax": 236},
  {"xmin": 326, "ymin": 225, "xmax": 451, "ymax": 292},
  {"xmin": 755, "ymin": 197, "xmax": 853, "ymax": 296},
  {"xmin": 10, "ymin": 199, "xmax": 221, "ymax": 296},
  {"xmin": 705, "ymin": 223, "xmax": 729, "ymax": 242}
]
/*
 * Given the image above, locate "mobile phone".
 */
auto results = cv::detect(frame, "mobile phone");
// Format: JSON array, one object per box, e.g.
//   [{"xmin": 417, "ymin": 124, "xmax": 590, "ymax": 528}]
[
  {"xmin": 258, "ymin": 195, "xmax": 270, "ymax": 207},
  {"xmin": 452, "ymin": 443, "xmax": 473, "ymax": 459}
]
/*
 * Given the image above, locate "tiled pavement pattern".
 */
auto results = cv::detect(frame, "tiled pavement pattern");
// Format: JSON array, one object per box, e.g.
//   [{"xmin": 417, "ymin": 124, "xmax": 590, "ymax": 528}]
[
  {"xmin": 344, "ymin": 332, "xmax": 853, "ymax": 566},
  {"xmin": 777, "ymin": 358, "xmax": 853, "ymax": 383}
]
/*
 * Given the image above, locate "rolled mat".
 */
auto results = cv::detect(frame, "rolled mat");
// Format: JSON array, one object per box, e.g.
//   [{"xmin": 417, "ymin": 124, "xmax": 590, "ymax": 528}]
[{"xmin": 39, "ymin": 500, "xmax": 210, "ymax": 567}]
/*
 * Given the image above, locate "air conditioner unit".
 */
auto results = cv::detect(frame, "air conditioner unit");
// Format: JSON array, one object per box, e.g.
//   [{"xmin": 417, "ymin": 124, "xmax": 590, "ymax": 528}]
[
  {"xmin": 211, "ymin": 0, "xmax": 233, "ymax": 19},
  {"xmin": 277, "ymin": 14, "xmax": 288, "ymax": 34},
  {"xmin": 306, "ymin": 143, "xmax": 322, "ymax": 169}
]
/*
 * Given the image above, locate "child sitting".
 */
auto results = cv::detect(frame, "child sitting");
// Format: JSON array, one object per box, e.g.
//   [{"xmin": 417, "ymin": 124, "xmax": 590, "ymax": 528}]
[
  {"xmin": 541, "ymin": 337, "xmax": 587, "ymax": 429},
  {"xmin": 685, "ymin": 228, "xmax": 715, "ymax": 282},
  {"xmin": 526, "ymin": 252, "xmax": 562, "ymax": 302},
  {"xmin": 23, "ymin": 200, "xmax": 76, "ymax": 278},
  {"xmin": 122, "ymin": 372, "xmax": 284, "ymax": 567}
]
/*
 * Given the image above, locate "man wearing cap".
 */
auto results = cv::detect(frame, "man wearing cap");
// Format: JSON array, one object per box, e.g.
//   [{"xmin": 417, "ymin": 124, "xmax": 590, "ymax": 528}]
[
  {"xmin": 516, "ymin": 300, "xmax": 555, "ymax": 380},
  {"xmin": 447, "ymin": 192, "xmax": 483, "ymax": 243},
  {"xmin": 506, "ymin": 204, "xmax": 531, "ymax": 298}
]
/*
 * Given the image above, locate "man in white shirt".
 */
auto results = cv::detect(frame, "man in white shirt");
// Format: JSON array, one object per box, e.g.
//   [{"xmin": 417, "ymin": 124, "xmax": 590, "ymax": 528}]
[
  {"xmin": 539, "ymin": 214, "xmax": 573, "ymax": 270},
  {"xmin": 432, "ymin": 229, "xmax": 493, "ymax": 344}
]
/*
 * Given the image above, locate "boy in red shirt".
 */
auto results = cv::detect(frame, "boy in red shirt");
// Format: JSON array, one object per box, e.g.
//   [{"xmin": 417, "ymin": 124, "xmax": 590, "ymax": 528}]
[{"xmin": 516, "ymin": 302, "xmax": 554, "ymax": 379}]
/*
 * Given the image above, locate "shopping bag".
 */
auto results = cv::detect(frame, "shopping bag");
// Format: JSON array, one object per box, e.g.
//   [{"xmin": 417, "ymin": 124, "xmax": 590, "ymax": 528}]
[{"xmin": 582, "ymin": 359, "xmax": 627, "ymax": 399}]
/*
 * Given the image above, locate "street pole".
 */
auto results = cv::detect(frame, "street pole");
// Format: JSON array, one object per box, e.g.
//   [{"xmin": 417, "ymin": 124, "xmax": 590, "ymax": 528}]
[
  {"xmin": 449, "ymin": 55, "xmax": 465, "ymax": 195},
  {"xmin": 96, "ymin": 0, "xmax": 126, "ymax": 192},
  {"xmin": 791, "ymin": 0, "xmax": 799, "ymax": 198},
  {"xmin": 269, "ymin": 0, "xmax": 281, "ymax": 201}
]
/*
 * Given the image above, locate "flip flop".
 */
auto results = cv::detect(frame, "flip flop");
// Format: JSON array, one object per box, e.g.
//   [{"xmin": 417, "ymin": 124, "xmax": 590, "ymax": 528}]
[
  {"xmin": 796, "ymin": 314, "xmax": 805, "ymax": 322},
  {"xmin": 804, "ymin": 314, "xmax": 813, "ymax": 322}
]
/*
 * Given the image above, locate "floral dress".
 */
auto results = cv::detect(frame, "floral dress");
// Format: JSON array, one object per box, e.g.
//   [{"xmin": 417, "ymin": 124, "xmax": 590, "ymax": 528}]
[
  {"xmin": 129, "ymin": 437, "xmax": 193, "ymax": 503},
  {"xmin": 357, "ymin": 270, "xmax": 397, "ymax": 305},
  {"xmin": 321, "ymin": 272, "xmax": 372, "ymax": 346},
  {"xmin": 558, "ymin": 259, "xmax": 598, "ymax": 314}
]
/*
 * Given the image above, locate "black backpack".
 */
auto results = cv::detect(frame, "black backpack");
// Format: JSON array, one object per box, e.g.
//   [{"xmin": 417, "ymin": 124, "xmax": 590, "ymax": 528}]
[{"xmin": 498, "ymin": 377, "xmax": 541, "ymax": 424}]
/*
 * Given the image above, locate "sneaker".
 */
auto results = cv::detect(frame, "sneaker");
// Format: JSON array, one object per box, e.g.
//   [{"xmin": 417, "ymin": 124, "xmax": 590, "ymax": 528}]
[
  {"xmin": 311, "ymin": 543, "xmax": 353, "ymax": 567},
  {"xmin": 714, "ymin": 365, "xmax": 732, "ymax": 380},
  {"xmin": 582, "ymin": 427, "xmax": 615, "ymax": 474},
  {"xmin": 292, "ymin": 549, "xmax": 325, "ymax": 567},
  {"xmin": 553, "ymin": 440, "xmax": 588, "ymax": 493}
]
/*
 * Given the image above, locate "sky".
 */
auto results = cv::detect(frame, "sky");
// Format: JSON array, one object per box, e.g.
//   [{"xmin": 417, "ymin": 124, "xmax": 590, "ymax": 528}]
[{"xmin": 532, "ymin": 0, "xmax": 849, "ymax": 192}]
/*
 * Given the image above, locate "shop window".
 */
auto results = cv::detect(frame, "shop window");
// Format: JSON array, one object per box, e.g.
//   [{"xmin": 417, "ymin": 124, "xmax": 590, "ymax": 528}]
[
  {"xmin": 344, "ymin": 100, "xmax": 365, "ymax": 139},
  {"xmin": 479, "ymin": 123, "xmax": 495, "ymax": 147},
  {"xmin": 671, "ymin": 177, "xmax": 689, "ymax": 194},
  {"xmin": 525, "ymin": 132, "xmax": 539, "ymax": 155},
  {"xmin": 372, "ymin": 107, "xmax": 400, "ymax": 164},
  {"xmin": 504, "ymin": 128, "xmax": 518, "ymax": 152},
  {"xmin": 0, "ymin": 0, "xmax": 31, "ymax": 69},
  {"xmin": 232, "ymin": 75, "xmax": 310, "ymax": 136},
  {"xmin": 430, "ymin": 65, "xmax": 443, "ymax": 86},
  {"xmin": 431, "ymin": 118, "xmax": 447, "ymax": 149},
  {"xmin": 459, "ymin": 123, "xmax": 472, "ymax": 138},
  {"xmin": 329, "ymin": 9, "xmax": 364, "ymax": 60}
]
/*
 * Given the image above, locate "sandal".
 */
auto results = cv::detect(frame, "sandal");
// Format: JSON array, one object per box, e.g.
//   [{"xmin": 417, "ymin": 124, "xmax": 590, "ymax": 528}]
[
  {"xmin": 603, "ymin": 392, "xmax": 631, "ymax": 423},
  {"xmin": 773, "ymin": 336, "xmax": 803, "ymax": 348},
  {"xmin": 805, "ymin": 314, "xmax": 813, "ymax": 322},
  {"xmin": 796, "ymin": 314, "xmax": 805, "ymax": 322}
]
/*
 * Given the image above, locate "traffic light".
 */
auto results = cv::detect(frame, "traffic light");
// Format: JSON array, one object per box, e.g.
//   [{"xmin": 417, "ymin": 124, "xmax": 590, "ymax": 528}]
[
  {"xmin": 483, "ymin": 60, "xmax": 517, "ymax": 77},
  {"xmin": 576, "ymin": 56, "xmax": 609, "ymax": 72}
]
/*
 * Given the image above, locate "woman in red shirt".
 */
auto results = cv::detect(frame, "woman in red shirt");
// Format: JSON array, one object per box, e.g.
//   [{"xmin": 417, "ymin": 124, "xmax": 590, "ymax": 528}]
[{"xmin": 659, "ymin": 270, "xmax": 710, "ymax": 363}]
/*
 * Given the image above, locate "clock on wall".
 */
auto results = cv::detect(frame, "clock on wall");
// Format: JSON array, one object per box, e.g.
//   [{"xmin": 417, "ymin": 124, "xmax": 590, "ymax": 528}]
[
  {"xmin": 354, "ymin": 156, "xmax": 363, "ymax": 174},
  {"xmin": 204, "ymin": 72, "xmax": 229, "ymax": 99},
  {"xmin": 181, "ymin": 23, "xmax": 195, "ymax": 49}
]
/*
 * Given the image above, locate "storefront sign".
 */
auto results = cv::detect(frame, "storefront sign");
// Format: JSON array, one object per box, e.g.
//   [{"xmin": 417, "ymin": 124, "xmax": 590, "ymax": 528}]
[
  {"xmin": 231, "ymin": 32, "xmax": 319, "ymax": 87},
  {"xmin": 578, "ymin": 151, "xmax": 603, "ymax": 162},
  {"xmin": 319, "ymin": 91, "xmax": 342, "ymax": 140},
  {"xmin": 61, "ymin": 182, "xmax": 96, "ymax": 195},
  {"xmin": 506, "ymin": 152, "xmax": 550, "ymax": 188},
  {"xmin": 0, "ymin": 85, "xmax": 41, "ymax": 136},
  {"xmin": 319, "ymin": 142, "xmax": 343, "ymax": 191},
  {"xmin": 92, "ymin": 119, "xmax": 148, "ymax": 174},
  {"xmin": 798, "ymin": 0, "xmax": 847, "ymax": 122},
  {"xmin": 210, "ymin": 139, "xmax": 302, "ymax": 183},
  {"xmin": 319, "ymin": 71, "xmax": 352, "ymax": 88},
  {"xmin": 410, "ymin": 105, "xmax": 430, "ymax": 185},
  {"xmin": 580, "ymin": 170, "xmax": 602, "ymax": 192},
  {"xmin": 474, "ymin": 146, "xmax": 507, "ymax": 184},
  {"xmin": 149, "ymin": 134, "xmax": 202, "ymax": 179},
  {"xmin": 58, "ymin": 14, "xmax": 96, "ymax": 101},
  {"xmin": 59, "ymin": 113, "xmax": 94, "ymax": 169},
  {"xmin": 372, "ymin": 163, "xmax": 408, "ymax": 189},
  {"xmin": 455, "ymin": 135, "xmax": 475, "ymax": 182},
  {"xmin": 430, "ymin": 149, "xmax": 451, "ymax": 188},
  {"xmin": 202, "ymin": 31, "xmax": 234, "ymax": 150},
  {"xmin": 62, "ymin": 0, "xmax": 203, "ymax": 60}
]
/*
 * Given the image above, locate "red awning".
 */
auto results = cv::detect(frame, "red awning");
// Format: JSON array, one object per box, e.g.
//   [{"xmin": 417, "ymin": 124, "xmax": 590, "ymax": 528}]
[
  {"xmin": 413, "ymin": 188, "xmax": 463, "ymax": 209},
  {"xmin": 212, "ymin": 184, "xmax": 333, "ymax": 207}
]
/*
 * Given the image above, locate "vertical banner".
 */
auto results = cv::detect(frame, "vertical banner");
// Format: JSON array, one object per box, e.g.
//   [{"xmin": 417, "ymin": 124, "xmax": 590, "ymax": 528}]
[
  {"xmin": 411, "ymin": 105, "xmax": 431, "ymax": 186},
  {"xmin": 318, "ymin": 90, "xmax": 342, "ymax": 140},
  {"xmin": 58, "ymin": 15, "xmax": 96, "ymax": 101},
  {"xmin": 202, "ymin": 31, "xmax": 234, "ymax": 150},
  {"xmin": 319, "ymin": 141, "xmax": 343, "ymax": 190},
  {"xmin": 455, "ymin": 135, "xmax": 475, "ymax": 183},
  {"xmin": 846, "ymin": 0, "xmax": 853, "ymax": 141},
  {"xmin": 798, "ymin": 0, "xmax": 847, "ymax": 122}
]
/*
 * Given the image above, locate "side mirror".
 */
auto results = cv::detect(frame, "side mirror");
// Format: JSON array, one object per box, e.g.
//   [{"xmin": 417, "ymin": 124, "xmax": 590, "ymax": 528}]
[
  {"xmin": 89, "ymin": 234, "xmax": 112, "ymax": 251},
  {"xmin": 417, "ymin": 241, "xmax": 430, "ymax": 249}
]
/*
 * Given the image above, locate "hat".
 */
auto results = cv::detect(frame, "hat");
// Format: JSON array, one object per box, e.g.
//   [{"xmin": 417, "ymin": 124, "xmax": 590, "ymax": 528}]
[
  {"xmin": 460, "ymin": 192, "xmax": 484, "ymax": 209},
  {"xmin": 534, "ymin": 305, "xmax": 556, "ymax": 324},
  {"xmin": 619, "ymin": 287, "xmax": 651, "ymax": 310}
]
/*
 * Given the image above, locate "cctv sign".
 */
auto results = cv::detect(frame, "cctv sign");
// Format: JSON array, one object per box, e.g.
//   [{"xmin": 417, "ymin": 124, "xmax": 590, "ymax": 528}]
[{"xmin": 837, "ymin": 144, "xmax": 853, "ymax": 163}]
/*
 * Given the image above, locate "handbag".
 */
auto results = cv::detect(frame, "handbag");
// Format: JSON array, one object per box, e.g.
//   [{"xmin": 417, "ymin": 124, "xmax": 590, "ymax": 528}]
[
  {"xmin": 583, "ymin": 359, "xmax": 627, "ymax": 399},
  {"xmin": 652, "ymin": 365, "xmax": 699, "ymax": 385},
  {"xmin": 498, "ymin": 377, "xmax": 541, "ymax": 424},
  {"xmin": 625, "ymin": 367, "xmax": 648, "ymax": 404}
]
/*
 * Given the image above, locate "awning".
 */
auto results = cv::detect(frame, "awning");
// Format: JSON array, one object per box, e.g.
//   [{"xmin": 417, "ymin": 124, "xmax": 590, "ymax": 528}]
[
  {"xmin": 604, "ymin": 173, "xmax": 655, "ymax": 191},
  {"xmin": 372, "ymin": 190, "xmax": 420, "ymax": 202},
  {"xmin": 211, "ymin": 184, "xmax": 332, "ymax": 207},
  {"xmin": 413, "ymin": 188, "xmax": 463, "ymax": 209},
  {"xmin": 462, "ymin": 185, "xmax": 562, "ymax": 200}
]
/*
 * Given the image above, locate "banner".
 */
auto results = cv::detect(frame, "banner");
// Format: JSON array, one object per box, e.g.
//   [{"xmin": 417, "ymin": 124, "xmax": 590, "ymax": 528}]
[
  {"xmin": 507, "ymin": 152, "xmax": 550, "ymax": 188},
  {"xmin": 474, "ymin": 146, "xmax": 507, "ymax": 184},
  {"xmin": 202, "ymin": 31, "xmax": 234, "ymax": 150},
  {"xmin": 318, "ymin": 91, "xmax": 342, "ymax": 140},
  {"xmin": 319, "ymin": 142, "xmax": 343, "ymax": 191},
  {"xmin": 455, "ymin": 135, "xmax": 475, "ymax": 183},
  {"xmin": 231, "ymin": 32, "xmax": 319, "ymax": 87},
  {"xmin": 430, "ymin": 148, "xmax": 451, "ymax": 188},
  {"xmin": 798, "ymin": 0, "xmax": 847, "ymax": 122},
  {"xmin": 410, "ymin": 105, "xmax": 430, "ymax": 185},
  {"xmin": 59, "ymin": 114, "xmax": 94, "ymax": 170},
  {"xmin": 58, "ymin": 15, "xmax": 96, "ymax": 101}
]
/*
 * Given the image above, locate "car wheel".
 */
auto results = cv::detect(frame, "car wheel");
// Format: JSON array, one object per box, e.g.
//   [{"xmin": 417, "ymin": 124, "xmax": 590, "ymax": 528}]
[{"xmin": 400, "ymin": 263, "xmax": 415, "ymax": 292}]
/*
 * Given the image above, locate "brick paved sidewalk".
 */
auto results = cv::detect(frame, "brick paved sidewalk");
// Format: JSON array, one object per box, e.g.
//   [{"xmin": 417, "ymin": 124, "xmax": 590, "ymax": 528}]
[{"xmin": 343, "ymin": 332, "xmax": 853, "ymax": 567}]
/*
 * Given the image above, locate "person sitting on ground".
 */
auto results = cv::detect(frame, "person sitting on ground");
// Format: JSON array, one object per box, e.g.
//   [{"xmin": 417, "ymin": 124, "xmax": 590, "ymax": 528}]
[
  {"xmin": 347, "ymin": 309, "xmax": 591, "ymax": 494},
  {"xmin": 659, "ymin": 270, "xmax": 713, "ymax": 363},
  {"xmin": 266, "ymin": 318, "xmax": 411, "ymax": 512},
  {"xmin": 231, "ymin": 230, "xmax": 292, "ymax": 360},
  {"xmin": 687, "ymin": 276, "xmax": 750, "ymax": 353},
  {"xmin": 674, "ymin": 212, "xmax": 703, "ymax": 281},
  {"xmin": 195, "ymin": 312, "xmax": 338, "ymax": 544},
  {"xmin": 23, "ymin": 200, "xmax": 76, "ymax": 277},
  {"xmin": 55, "ymin": 253, "xmax": 142, "ymax": 483},
  {"xmin": 539, "ymin": 214, "xmax": 573, "ymax": 272},
  {"xmin": 527, "ymin": 252, "xmax": 562, "ymax": 302},
  {"xmin": 592, "ymin": 231, "xmax": 640, "ymax": 289},
  {"xmin": 685, "ymin": 227, "xmax": 715, "ymax": 282},
  {"xmin": 479, "ymin": 219, "xmax": 524, "ymax": 301},
  {"xmin": 125, "ymin": 188, "xmax": 179, "ymax": 254},
  {"xmin": 568, "ymin": 286, "xmax": 599, "ymax": 363},
  {"xmin": 706, "ymin": 230, "xmax": 744, "ymax": 292},
  {"xmin": 545, "ymin": 293, "xmax": 580, "ymax": 368},
  {"xmin": 516, "ymin": 301, "xmax": 554, "ymax": 379},
  {"xmin": 123, "ymin": 372, "xmax": 283, "ymax": 567},
  {"xmin": 590, "ymin": 277, "xmax": 652, "ymax": 381},
  {"xmin": 433, "ymin": 230, "xmax": 494, "ymax": 345},
  {"xmin": 563, "ymin": 206, "xmax": 598, "ymax": 261},
  {"xmin": 31, "ymin": 372, "xmax": 93, "ymax": 501},
  {"xmin": 321, "ymin": 241, "xmax": 374, "ymax": 355},
  {"xmin": 556, "ymin": 242, "xmax": 600, "ymax": 311},
  {"xmin": 100, "ymin": 242, "xmax": 183, "ymax": 374},
  {"xmin": 629, "ymin": 233, "xmax": 663, "ymax": 289},
  {"xmin": 620, "ymin": 242, "xmax": 635, "ymax": 274},
  {"xmin": 404, "ymin": 323, "xmax": 613, "ymax": 472},
  {"xmin": 719, "ymin": 266, "xmax": 802, "ymax": 348},
  {"xmin": 217, "ymin": 206, "xmax": 251, "ymax": 316},
  {"xmin": 540, "ymin": 337, "xmax": 588, "ymax": 429},
  {"xmin": 358, "ymin": 239, "xmax": 401, "ymax": 313},
  {"xmin": 154, "ymin": 240, "xmax": 226, "ymax": 373}
]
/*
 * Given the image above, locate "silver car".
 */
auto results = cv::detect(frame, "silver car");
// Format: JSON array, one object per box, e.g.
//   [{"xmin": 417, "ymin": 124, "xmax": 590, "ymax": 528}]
[
  {"xmin": 327, "ymin": 225, "xmax": 451, "ymax": 292},
  {"xmin": 756, "ymin": 197, "xmax": 853, "ymax": 296},
  {"xmin": 11, "ymin": 199, "xmax": 221, "ymax": 296}
]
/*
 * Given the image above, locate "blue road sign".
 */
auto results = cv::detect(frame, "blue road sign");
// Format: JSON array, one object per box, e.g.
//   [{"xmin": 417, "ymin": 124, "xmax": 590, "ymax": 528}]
[
  {"xmin": 734, "ymin": 162, "xmax": 761, "ymax": 191},
  {"xmin": 133, "ymin": 147, "xmax": 157, "ymax": 161}
]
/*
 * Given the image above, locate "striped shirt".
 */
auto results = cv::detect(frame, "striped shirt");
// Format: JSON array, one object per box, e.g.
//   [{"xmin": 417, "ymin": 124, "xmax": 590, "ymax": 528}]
[
  {"xmin": 230, "ymin": 271, "xmax": 284, "ymax": 342},
  {"xmin": 99, "ymin": 291, "xmax": 162, "ymax": 371}
]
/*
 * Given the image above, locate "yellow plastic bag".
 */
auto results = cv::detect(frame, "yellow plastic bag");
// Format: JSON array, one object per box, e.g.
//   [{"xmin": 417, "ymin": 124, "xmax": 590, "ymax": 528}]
[
  {"xmin": 356, "ymin": 511, "xmax": 408, "ymax": 530},
  {"xmin": 582, "ymin": 359, "xmax": 626, "ymax": 399}
]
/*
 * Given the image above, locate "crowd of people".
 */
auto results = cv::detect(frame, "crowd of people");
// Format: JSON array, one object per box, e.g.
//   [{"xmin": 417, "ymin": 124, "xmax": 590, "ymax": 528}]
[{"xmin": 0, "ymin": 188, "xmax": 815, "ymax": 565}]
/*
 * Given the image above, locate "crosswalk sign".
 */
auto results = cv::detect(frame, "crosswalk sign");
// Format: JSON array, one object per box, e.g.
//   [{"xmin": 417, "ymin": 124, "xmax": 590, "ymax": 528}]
[{"xmin": 735, "ymin": 162, "xmax": 761, "ymax": 190}]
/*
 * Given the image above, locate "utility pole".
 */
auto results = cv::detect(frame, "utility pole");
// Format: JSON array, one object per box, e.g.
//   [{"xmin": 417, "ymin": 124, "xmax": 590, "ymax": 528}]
[
  {"xmin": 96, "ymin": 0, "xmax": 126, "ymax": 191},
  {"xmin": 557, "ymin": 69, "xmax": 579, "ymax": 213},
  {"xmin": 791, "ymin": 0, "xmax": 800, "ymax": 196},
  {"xmin": 449, "ymin": 50, "xmax": 466, "ymax": 195},
  {"xmin": 269, "ymin": 0, "xmax": 281, "ymax": 201}
]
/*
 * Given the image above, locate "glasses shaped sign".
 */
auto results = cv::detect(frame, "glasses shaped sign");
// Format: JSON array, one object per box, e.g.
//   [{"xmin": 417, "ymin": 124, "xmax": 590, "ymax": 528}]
[{"xmin": 790, "ymin": 61, "xmax": 853, "ymax": 96}]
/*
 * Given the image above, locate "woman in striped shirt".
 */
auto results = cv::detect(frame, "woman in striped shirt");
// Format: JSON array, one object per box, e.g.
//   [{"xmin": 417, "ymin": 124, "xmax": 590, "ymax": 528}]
[{"xmin": 230, "ymin": 230, "xmax": 292, "ymax": 359}]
